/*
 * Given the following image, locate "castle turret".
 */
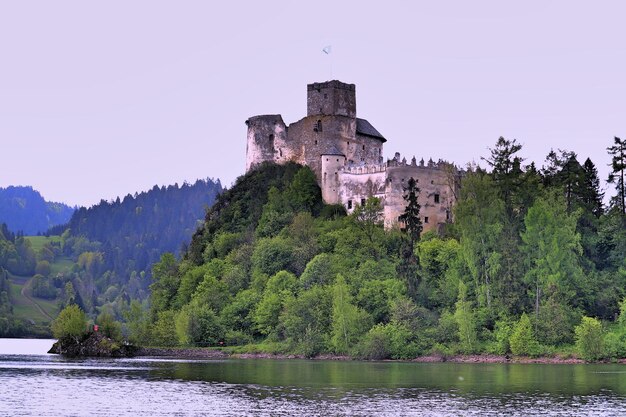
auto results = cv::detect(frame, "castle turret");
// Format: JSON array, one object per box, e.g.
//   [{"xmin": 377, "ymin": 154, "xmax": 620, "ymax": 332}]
[
  {"xmin": 307, "ymin": 80, "xmax": 356, "ymax": 118},
  {"xmin": 245, "ymin": 115, "xmax": 287, "ymax": 172}
]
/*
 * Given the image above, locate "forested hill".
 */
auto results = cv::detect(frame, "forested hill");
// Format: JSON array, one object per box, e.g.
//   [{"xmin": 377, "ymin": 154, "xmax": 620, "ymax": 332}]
[
  {"xmin": 0, "ymin": 186, "xmax": 74, "ymax": 235},
  {"xmin": 61, "ymin": 179, "xmax": 223, "ymax": 300},
  {"xmin": 141, "ymin": 139, "xmax": 626, "ymax": 361}
]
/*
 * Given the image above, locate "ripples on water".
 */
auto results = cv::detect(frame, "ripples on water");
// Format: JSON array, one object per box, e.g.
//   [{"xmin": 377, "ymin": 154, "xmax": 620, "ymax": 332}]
[{"xmin": 1, "ymin": 340, "xmax": 626, "ymax": 416}]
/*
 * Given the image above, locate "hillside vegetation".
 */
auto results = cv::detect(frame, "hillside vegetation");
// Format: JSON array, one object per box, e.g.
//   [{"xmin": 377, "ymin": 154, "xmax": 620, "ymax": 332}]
[
  {"xmin": 1, "ymin": 179, "xmax": 222, "ymax": 337},
  {"xmin": 0, "ymin": 186, "xmax": 74, "ymax": 235},
  {"xmin": 139, "ymin": 138, "xmax": 626, "ymax": 360}
]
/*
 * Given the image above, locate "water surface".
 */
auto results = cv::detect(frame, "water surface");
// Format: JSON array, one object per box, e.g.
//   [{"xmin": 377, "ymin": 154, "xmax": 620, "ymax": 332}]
[{"xmin": 1, "ymin": 339, "xmax": 626, "ymax": 416}]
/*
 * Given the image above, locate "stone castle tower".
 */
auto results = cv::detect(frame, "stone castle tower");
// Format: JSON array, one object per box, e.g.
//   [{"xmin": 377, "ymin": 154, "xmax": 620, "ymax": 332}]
[{"xmin": 246, "ymin": 80, "xmax": 460, "ymax": 232}]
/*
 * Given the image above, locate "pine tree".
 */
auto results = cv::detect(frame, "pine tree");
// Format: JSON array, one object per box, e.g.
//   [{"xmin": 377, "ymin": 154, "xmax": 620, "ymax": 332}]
[
  {"xmin": 399, "ymin": 177, "xmax": 422, "ymax": 247},
  {"xmin": 607, "ymin": 136, "xmax": 626, "ymax": 216},
  {"xmin": 582, "ymin": 158, "xmax": 604, "ymax": 217}
]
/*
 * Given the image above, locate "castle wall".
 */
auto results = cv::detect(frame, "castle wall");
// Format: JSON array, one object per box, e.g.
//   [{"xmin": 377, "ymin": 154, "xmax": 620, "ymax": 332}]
[
  {"xmin": 245, "ymin": 115, "xmax": 287, "ymax": 171},
  {"xmin": 286, "ymin": 115, "xmax": 357, "ymax": 182},
  {"xmin": 384, "ymin": 160, "xmax": 457, "ymax": 232},
  {"xmin": 337, "ymin": 165, "xmax": 387, "ymax": 212},
  {"xmin": 321, "ymin": 154, "xmax": 347, "ymax": 204}
]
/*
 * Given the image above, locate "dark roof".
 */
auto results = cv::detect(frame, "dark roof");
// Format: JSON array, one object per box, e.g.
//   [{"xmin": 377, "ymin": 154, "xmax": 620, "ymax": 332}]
[
  {"xmin": 356, "ymin": 118, "xmax": 386, "ymax": 142},
  {"xmin": 320, "ymin": 144, "xmax": 345, "ymax": 157}
]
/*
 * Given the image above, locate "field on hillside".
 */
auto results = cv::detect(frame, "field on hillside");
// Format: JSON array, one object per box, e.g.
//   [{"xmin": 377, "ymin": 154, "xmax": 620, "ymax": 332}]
[{"xmin": 7, "ymin": 236, "xmax": 77, "ymax": 335}]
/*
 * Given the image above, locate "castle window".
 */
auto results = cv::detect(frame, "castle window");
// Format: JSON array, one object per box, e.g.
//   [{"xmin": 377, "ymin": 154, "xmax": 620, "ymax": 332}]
[
  {"xmin": 424, "ymin": 216, "xmax": 429, "ymax": 224},
  {"xmin": 279, "ymin": 149, "xmax": 282, "ymax": 157},
  {"xmin": 268, "ymin": 134, "xmax": 274, "ymax": 142},
  {"xmin": 362, "ymin": 145, "xmax": 365, "ymax": 150},
  {"xmin": 324, "ymin": 93, "xmax": 328, "ymax": 99},
  {"xmin": 379, "ymin": 149, "xmax": 381, "ymax": 155},
  {"xmin": 315, "ymin": 140, "xmax": 318, "ymax": 145},
  {"xmin": 337, "ymin": 159, "xmax": 339, "ymax": 162},
  {"xmin": 315, "ymin": 120, "xmax": 322, "ymax": 132},
  {"xmin": 361, "ymin": 198, "xmax": 366, "ymax": 206},
  {"xmin": 434, "ymin": 194, "xmax": 440, "ymax": 203},
  {"xmin": 348, "ymin": 200, "xmax": 352, "ymax": 209}
]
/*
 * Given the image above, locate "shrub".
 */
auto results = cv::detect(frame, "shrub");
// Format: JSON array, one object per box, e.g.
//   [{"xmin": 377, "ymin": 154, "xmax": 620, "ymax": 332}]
[
  {"xmin": 509, "ymin": 313, "xmax": 539, "ymax": 356},
  {"xmin": 52, "ymin": 305, "xmax": 87, "ymax": 341},
  {"xmin": 575, "ymin": 316, "xmax": 604, "ymax": 361},
  {"xmin": 96, "ymin": 311, "xmax": 122, "ymax": 341}
]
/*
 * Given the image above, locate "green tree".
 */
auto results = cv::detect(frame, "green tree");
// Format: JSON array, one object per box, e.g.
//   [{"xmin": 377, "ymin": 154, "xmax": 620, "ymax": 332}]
[
  {"xmin": 521, "ymin": 192, "xmax": 584, "ymax": 320},
  {"xmin": 607, "ymin": 136, "xmax": 626, "ymax": 215},
  {"xmin": 575, "ymin": 316, "xmax": 604, "ymax": 361},
  {"xmin": 399, "ymin": 177, "xmax": 422, "ymax": 246},
  {"xmin": 175, "ymin": 300, "xmax": 224, "ymax": 347},
  {"xmin": 149, "ymin": 253, "xmax": 180, "ymax": 320},
  {"xmin": 454, "ymin": 281, "xmax": 477, "ymax": 354},
  {"xmin": 509, "ymin": 313, "xmax": 538, "ymax": 356},
  {"xmin": 351, "ymin": 197, "xmax": 384, "ymax": 243},
  {"xmin": 331, "ymin": 274, "xmax": 370, "ymax": 354},
  {"xmin": 52, "ymin": 305, "xmax": 87, "ymax": 342},
  {"xmin": 455, "ymin": 172, "xmax": 504, "ymax": 309},
  {"xmin": 96, "ymin": 310, "xmax": 122, "ymax": 341}
]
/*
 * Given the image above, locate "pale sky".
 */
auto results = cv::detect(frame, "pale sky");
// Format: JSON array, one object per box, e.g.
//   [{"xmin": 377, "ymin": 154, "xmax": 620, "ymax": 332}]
[{"xmin": 1, "ymin": 1, "xmax": 624, "ymax": 207}]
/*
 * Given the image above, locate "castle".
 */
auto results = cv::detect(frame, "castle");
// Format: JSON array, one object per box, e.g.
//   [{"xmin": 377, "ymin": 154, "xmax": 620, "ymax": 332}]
[{"xmin": 245, "ymin": 80, "xmax": 460, "ymax": 232}]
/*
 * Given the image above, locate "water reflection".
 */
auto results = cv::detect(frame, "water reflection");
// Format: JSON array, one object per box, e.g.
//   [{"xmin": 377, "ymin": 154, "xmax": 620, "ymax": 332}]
[{"xmin": 1, "ymin": 339, "xmax": 626, "ymax": 417}]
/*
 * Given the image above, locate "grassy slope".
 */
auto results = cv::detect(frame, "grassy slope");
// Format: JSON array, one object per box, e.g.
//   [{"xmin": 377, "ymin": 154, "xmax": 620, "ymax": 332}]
[{"xmin": 8, "ymin": 236, "xmax": 75, "ymax": 328}]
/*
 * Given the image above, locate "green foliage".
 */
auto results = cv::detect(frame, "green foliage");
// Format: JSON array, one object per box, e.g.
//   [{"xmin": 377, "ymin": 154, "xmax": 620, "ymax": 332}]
[
  {"xmin": 509, "ymin": 313, "xmax": 539, "ymax": 356},
  {"xmin": 331, "ymin": 274, "xmax": 371, "ymax": 354},
  {"xmin": 150, "ymin": 310, "xmax": 178, "ymax": 347},
  {"xmin": 575, "ymin": 316, "xmax": 604, "ymax": 361},
  {"xmin": 490, "ymin": 318, "xmax": 513, "ymax": 355},
  {"xmin": 96, "ymin": 310, "xmax": 122, "ymax": 341},
  {"xmin": 52, "ymin": 304, "xmax": 87, "ymax": 340},
  {"xmin": 175, "ymin": 300, "xmax": 224, "ymax": 347},
  {"xmin": 454, "ymin": 282, "xmax": 477, "ymax": 354},
  {"xmin": 252, "ymin": 237, "xmax": 293, "ymax": 276}
]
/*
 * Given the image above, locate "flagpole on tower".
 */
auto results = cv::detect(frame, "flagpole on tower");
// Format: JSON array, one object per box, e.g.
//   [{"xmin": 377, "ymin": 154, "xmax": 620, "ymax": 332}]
[{"xmin": 322, "ymin": 45, "xmax": 332, "ymax": 80}]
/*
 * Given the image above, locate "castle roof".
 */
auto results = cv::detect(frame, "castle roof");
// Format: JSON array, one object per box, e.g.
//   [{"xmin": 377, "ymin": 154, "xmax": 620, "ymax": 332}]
[
  {"xmin": 320, "ymin": 144, "xmax": 345, "ymax": 157},
  {"xmin": 356, "ymin": 118, "xmax": 386, "ymax": 143}
]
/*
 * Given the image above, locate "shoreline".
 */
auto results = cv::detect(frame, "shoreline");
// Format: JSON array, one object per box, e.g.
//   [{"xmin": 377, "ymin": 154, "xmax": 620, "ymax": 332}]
[{"xmin": 134, "ymin": 348, "xmax": 613, "ymax": 364}]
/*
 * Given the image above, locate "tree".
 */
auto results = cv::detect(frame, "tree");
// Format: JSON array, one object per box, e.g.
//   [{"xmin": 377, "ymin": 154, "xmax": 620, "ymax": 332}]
[
  {"xmin": 52, "ymin": 305, "xmax": 87, "ymax": 342},
  {"xmin": 607, "ymin": 136, "xmax": 626, "ymax": 215},
  {"xmin": 331, "ymin": 274, "xmax": 369, "ymax": 354},
  {"xmin": 582, "ymin": 158, "xmax": 604, "ymax": 218},
  {"xmin": 509, "ymin": 313, "xmax": 538, "ymax": 356},
  {"xmin": 351, "ymin": 197, "xmax": 383, "ymax": 243},
  {"xmin": 149, "ymin": 253, "xmax": 180, "ymax": 320},
  {"xmin": 399, "ymin": 177, "xmax": 422, "ymax": 247},
  {"xmin": 455, "ymin": 172, "xmax": 504, "ymax": 309},
  {"xmin": 521, "ymin": 192, "xmax": 585, "ymax": 321},
  {"xmin": 454, "ymin": 281, "xmax": 477, "ymax": 354},
  {"xmin": 575, "ymin": 317, "xmax": 604, "ymax": 361},
  {"xmin": 96, "ymin": 311, "xmax": 122, "ymax": 341}
]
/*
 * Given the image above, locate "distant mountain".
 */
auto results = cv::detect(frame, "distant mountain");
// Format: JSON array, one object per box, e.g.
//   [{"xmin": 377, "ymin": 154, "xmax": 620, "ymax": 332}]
[{"xmin": 0, "ymin": 186, "xmax": 74, "ymax": 235}]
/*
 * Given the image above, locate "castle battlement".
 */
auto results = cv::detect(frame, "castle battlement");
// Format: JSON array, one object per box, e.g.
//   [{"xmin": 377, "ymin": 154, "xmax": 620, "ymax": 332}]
[{"xmin": 245, "ymin": 81, "xmax": 461, "ymax": 232}]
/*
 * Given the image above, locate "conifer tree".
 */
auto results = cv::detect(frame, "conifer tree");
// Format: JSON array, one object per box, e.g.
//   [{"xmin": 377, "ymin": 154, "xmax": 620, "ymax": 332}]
[
  {"xmin": 582, "ymin": 158, "xmax": 604, "ymax": 217},
  {"xmin": 399, "ymin": 177, "xmax": 422, "ymax": 247},
  {"xmin": 607, "ymin": 136, "xmax": 626, "ymax": 215}
]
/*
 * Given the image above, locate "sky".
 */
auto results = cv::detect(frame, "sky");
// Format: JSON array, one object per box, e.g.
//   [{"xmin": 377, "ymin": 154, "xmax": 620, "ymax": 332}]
[{"xmin": 0, "ymin": 1, "xmax": 624, "ymax": 207}]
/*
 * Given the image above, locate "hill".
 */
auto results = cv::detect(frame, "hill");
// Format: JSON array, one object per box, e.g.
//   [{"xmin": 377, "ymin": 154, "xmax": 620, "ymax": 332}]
[
  {"xmin": 139, "ymin": 143, "xmax": 626, "ymax": 360},
  {"xmin": 0, "ymin": 186, "xmax": 74, "ymax": 235}
]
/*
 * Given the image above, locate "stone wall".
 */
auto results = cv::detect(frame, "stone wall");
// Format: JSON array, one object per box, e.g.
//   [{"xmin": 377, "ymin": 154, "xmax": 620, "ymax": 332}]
[{"xmin": 307, "ymin": 81, "xmax": 356, "ymax": 118}]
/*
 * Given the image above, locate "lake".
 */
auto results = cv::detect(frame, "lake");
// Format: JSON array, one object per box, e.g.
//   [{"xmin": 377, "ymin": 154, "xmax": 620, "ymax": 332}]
[{"xmin": 1, "ymin": 338, "xmax": 626, "ymax": 416}]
